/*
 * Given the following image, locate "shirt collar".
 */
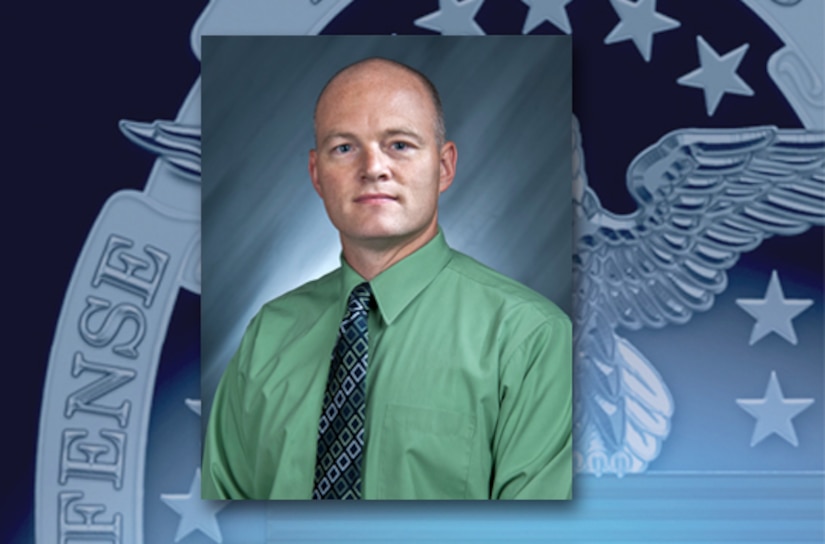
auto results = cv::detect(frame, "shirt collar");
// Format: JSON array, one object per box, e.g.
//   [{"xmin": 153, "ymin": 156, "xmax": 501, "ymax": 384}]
[{"xmin": 340, "ymin": 229, "xmax": 453, "ymax": 325}]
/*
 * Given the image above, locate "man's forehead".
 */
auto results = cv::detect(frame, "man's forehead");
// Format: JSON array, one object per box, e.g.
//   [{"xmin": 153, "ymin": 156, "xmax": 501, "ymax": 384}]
[{"xmin": 315, "ymin": 65, "xmax": 435, "ymax": 123}]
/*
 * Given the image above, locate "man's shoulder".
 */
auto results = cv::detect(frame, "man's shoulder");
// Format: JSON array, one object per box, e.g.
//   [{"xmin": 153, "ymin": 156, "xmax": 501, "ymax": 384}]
[
  {"xmin": 445, "ymin": 249, "xmax": 568, "ymax": 324},
  {"xmin": 228, "ymin": 268, "xmax": 342, "ymax": 375},
  {"xmin": 257, "ymin": 267, "xmax": 342, "ymax": 321}
]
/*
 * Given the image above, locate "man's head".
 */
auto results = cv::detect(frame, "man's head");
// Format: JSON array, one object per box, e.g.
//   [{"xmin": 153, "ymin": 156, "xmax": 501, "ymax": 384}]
[
  {"xmin": 313, "ymin": 58, "xmax": 447, "ymax": 148},
  {"xmin": 309, "ymin": 58, "xmax": 457, "ymax": 262}
]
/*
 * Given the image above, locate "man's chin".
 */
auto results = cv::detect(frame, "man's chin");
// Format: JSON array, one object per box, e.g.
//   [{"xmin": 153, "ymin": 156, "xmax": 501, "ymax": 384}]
[
  {"xmin": 343, "ymin": 226, "xmax": 434, "ymax": 251},
  {"xmin": 349, "ymin": 231, "xmax": 408, "ymax": 248}
]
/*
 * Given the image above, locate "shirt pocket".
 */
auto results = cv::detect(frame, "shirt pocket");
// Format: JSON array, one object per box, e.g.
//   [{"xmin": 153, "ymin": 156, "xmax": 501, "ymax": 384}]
[{"xmin": 376, "ymin": 404, "xmax": 476, "ymax": 499}]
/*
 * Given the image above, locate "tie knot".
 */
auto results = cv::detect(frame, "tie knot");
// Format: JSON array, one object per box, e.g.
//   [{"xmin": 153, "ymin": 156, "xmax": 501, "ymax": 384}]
[{"xmin": 348, "ymin": 282, "xmax": 372, "ymax": 314}]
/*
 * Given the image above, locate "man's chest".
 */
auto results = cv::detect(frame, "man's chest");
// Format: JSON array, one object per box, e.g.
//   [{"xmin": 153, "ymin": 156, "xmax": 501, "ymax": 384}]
[{"xmin": 248, "ymin": 310, "xmax": 503, "ymax": 498}]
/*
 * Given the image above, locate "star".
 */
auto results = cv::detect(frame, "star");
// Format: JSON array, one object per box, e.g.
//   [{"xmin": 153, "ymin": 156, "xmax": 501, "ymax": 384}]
[
  {"xmin": 736, "ymin": 371, "xmax": 814, "ymax": 447},
  {"xmin": 521, "ymin": 0, "xmax": 573, "ymax": 34},
  {"xmin": 735, "ymin": 270, "xmax": 813, "ymax": 345},
  {"xmin": 161, "ymin": 468, "xmax": 228, "ymax": 543},
  {"xmin": 677, "ymin": 35, "xmax": 754, "ymax": 116},
  {"xmin": 414, "ymin": 0, "xmax": 485, "ymax": 35},
  {"xmin": 604, "ymin": 0, "xmax": 680, "ymax": 62}
]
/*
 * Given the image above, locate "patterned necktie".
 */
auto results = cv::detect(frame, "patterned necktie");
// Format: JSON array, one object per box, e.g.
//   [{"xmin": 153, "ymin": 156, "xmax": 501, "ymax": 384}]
[{"xmin": 313, "ymin": 282, "xmax": 372, "ymax": 499}]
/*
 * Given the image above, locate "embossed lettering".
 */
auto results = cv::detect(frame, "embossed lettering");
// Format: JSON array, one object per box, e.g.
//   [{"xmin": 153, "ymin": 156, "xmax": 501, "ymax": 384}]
[
  {"xmin": 58, "ymin": 491, "xmax": 122, "ymax": 544},
  {"xmin": 79, "ymin": 296, "xmax": 146, "ymax": 358},
  {"xmin": 65, "ymin": 352, "xmax": 135, "ymax": 428},
  {"xmin": 93, "ymin": 234, "xmax": 169, "ymax": 308},
  {"xmin": 60, "ymin": 429, "xmax": 126, "ymax": 490}
]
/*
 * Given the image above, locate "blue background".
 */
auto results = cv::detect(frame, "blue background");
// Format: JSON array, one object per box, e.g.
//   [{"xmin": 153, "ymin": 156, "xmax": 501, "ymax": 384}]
[{"xmin": 8, "ymin": 0, "xmax": 823, "ymax": 543}]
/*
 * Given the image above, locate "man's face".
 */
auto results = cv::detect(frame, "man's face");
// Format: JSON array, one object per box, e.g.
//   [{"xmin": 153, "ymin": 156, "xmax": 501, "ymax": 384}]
[{"xmin": 309, "ymin": 62, "xmax": 456, "ymax": 253}]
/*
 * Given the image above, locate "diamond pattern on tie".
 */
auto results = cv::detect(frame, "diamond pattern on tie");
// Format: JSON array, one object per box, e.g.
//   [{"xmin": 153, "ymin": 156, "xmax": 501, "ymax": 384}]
[{"xmin": 313, "ymin": 282, "xmax": 372, "ymax": 499}]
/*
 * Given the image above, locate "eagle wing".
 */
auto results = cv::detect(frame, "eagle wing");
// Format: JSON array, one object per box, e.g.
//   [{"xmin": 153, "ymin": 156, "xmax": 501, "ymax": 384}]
[
  {"xmin": 578, "ymin": 126, "xmax": 824, "ymax": 332},
  {"xmin": 572, "ymin": 123, "xmax": 824, "ymax": 475}
]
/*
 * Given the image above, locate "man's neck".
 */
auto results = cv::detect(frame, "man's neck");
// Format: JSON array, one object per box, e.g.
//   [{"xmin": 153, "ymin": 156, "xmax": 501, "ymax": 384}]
[{"xmin": 341, "ymin": 225, "xmax": 438, "ymax": 281}]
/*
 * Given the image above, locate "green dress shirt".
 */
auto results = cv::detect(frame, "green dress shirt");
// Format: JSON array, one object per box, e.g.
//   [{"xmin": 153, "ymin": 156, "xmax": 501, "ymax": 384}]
[{"xmin": 202, "ymin": 230, "xmax": 572, "ymax": 500}]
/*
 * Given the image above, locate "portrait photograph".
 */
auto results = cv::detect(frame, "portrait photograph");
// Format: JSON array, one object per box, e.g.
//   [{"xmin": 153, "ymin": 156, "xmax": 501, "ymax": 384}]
[{"xmin": 200, "ymin": 35, "xmax": 572, "ymax": 500}]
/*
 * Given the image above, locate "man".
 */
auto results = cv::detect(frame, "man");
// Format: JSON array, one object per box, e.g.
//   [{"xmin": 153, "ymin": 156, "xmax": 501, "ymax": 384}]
[{"xmin": 202, "ymin": 57, "xmax": 572, "ymax": 500}]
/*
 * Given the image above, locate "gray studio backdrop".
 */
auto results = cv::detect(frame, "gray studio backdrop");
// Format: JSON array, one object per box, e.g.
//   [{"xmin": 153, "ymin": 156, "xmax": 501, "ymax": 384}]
[{"xmin": 201, "ymin": 35, "xmax": 572, "ymax": 423}]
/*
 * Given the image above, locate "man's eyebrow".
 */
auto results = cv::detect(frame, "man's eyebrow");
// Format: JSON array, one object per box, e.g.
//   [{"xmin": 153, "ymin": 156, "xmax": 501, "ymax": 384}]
[
  {"xmin": 319, "ymin": 131, "xmax": 357, "ymax": 147},
  {"xmin": 318, "ymin": 128, "xmax": 426, "ymax": 147},
  {"xmin": 384, "ymin": 129, "xmax": 425, "ymax": 144}
]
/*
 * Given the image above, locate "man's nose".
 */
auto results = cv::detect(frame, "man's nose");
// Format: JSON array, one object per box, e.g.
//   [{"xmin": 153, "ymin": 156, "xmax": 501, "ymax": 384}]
[{"xmin": 360, "ymin": 145, "xmax": 390, "ymax": 181}]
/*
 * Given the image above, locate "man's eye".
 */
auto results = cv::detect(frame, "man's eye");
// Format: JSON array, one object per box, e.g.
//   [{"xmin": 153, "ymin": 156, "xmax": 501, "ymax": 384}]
[
  {"xmin": 334, "ymin": 144, "xmax": 351, "ymax": 153},
  {"xmin": 391, "ymin": 141, "xmax": 409, "ymax": 151}
]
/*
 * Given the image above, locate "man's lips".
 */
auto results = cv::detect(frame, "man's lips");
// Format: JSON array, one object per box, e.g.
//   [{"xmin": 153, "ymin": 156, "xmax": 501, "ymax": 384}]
[{"xmin": 354, "ymin": 193, "xmax": 397, "ymax": 203}]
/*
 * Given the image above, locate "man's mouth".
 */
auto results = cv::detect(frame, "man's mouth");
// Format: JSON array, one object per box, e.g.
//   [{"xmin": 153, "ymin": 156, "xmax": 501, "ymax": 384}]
[{"xmin": 355, "ymin": 193, "xmax": 397, "ymax": 203}]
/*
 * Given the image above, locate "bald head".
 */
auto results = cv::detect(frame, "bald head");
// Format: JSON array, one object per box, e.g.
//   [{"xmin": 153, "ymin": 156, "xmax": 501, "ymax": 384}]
[{"xmin": 314, "ymin": 58, "xmax": 446, "ymax": 147}]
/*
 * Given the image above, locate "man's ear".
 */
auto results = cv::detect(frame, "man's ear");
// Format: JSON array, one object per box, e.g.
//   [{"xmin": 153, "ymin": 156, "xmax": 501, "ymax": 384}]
[
  {"xmin": 309, "ymin": 149, "xmax": 322, "ymax": 196},
  {"xmin": 438, "ymin": 141, "xmax": 457, "ymax": 193}
]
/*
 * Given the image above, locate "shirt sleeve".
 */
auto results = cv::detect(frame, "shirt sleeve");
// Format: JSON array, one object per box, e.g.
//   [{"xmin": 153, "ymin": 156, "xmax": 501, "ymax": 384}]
[
  {"xmin": 201, "ymin": 322, "xmax": 256, "ymax": 499},
  {"xmin": 491, "ymin": 313, "xmax": 573, "ymax": 500}
]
